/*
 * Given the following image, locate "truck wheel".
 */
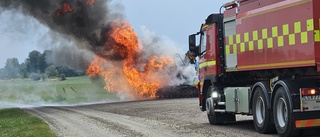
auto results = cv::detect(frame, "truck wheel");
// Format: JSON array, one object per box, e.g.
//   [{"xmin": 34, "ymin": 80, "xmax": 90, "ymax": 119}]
[
  {"xmin": 206, "ymin": 97, "xmax": 223, "ymax": 125},
  {"xmin": 252, "ymin": 87, "xmax": 275, "ymax": 133},
  {"xmin": 273, "ymin": 87, "xmax": 300, "ymax": 137},
  {"xmin": 206, "ymin": 86, "xmax": 223, "ymax": 125}
]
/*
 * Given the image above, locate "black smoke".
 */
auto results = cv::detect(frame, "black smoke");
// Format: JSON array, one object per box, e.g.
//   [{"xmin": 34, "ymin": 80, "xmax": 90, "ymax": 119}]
[
  {"xmin": 0, "ymin": 0, "xmax": 125, "ymax": 70},
  {"xmin": 1, "ymin": 0, "xmax": 112, "ymax": 46}
]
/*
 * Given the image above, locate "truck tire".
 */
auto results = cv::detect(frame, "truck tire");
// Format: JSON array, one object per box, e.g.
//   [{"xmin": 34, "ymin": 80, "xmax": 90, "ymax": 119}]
[
  {"xmin": 206, "ymin": 86, "xmax": 235, "ymax": 125},
  {"xmin": 252, "ymin": 87, "xmax": 275, "ymax": 133},
  {"xmin": 273, "ymin": 87, "xmax": 300, "ymax": 137},
  {"xmin": 206, "ymin": 86, "xmax": 223, "ymax": 125}
]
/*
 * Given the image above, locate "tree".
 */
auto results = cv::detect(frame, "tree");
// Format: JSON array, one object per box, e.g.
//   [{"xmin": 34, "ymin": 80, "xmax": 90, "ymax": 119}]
[
  {"xmin": 19, "ymin": 62, "xmax": 28, "ymax": 78},
  {"xmin": 25, "ymin": 50, "xmax": 48, "ymax": 73},
  {"xmin": 45, "ymin": 65, "xmax": 59, "ymax": 78},
  {"xmin": 26, "ymin": 50, "xmax": 42, "ymax": 73},
  {"xmin": 4, "ymin": 58, "xmax": 20, "ymax": 78},
  {"xmin": 38, "ymin": 53, "xmax": 47, "ymax": 73},
  {"xmin": 0, "ymin": 68, "xmax": 5, "ymax": 79}
]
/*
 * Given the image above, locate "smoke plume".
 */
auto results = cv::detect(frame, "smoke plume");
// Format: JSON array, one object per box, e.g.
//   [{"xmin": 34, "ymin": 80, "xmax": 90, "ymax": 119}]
[{"xmin": 0, "ymin": 0, "xmax": 122, "ymax": 69}]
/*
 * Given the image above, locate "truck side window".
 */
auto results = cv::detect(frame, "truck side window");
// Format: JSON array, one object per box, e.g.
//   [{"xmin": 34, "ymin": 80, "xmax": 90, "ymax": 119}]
[{"xmin": 200, "ymin": 31, "xmax": 207, "ymax": 56}]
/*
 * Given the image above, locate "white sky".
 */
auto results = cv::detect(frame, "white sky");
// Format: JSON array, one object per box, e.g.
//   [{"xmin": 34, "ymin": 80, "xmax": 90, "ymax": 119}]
[{"xmin": 0, "ymin": 0, "xmax": 230, "ymax": 68}]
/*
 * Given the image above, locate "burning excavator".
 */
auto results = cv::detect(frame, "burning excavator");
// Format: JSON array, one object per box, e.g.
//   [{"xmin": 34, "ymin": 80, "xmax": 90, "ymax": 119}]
[{"xmin": 52, "ymin": 0, "xmax": 197, "ymax": 99}]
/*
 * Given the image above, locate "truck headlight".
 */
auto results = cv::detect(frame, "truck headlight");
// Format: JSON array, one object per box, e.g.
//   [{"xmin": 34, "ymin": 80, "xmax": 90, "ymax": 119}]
[{"xmin": 211, "ymin": 92, "xmax": 218, "ymax": 98}]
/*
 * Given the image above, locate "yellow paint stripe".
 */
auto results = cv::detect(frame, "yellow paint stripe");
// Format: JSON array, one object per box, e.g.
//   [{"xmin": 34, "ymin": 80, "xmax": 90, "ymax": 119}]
[
  {"xmin": 307, "ymin": 19, "xmax": 314, "ymax": 31},
  {"xmin": 262, "ymin": 29, "xmax": 268, "ymax": 39},
  {"xmin": 199, "ymin": 62, "xmax": 207, "ymax": 69},
  {"xmin": 233, "ymin": 44, "xmax": 237, "ymax": 53},
  {"xmin": 229, "ymin": 35, "xmax": 234, "ymax": 45},
  {"xmin": 272, "ymin": 26, "xmax": 278, "ymax": 37},
  {"xmin": 199, "ymin": 60, "xmax": 216, "ymax": 69},
  {"xmin": 301, "ymin": 32, "xmax": 308, "ymax": 44},
  {"xmin": 278, "ymin": 36, "xmax": 284, "ymax": 47},
  {"xmin": 294, "ymin": 22, "xmax": 301, "ymax": 33},
  {"xmin": 253, "ymin": 30, "xmax": 258, "ymax": 40},
  {"xmin": 258, "ymin": 39, "xmax": 263, "ymax": 49},
  {"xmin": 249, "ymin": 41, "xmax": 254, "ymax": 51},
  {"xmin": 289, "ymin": 34, "xmax": 296, "ymax": 45},
  {"xmin": 283, "ymin": 24, "xmax": 289, "ymax": 35},
  {"xmin": 244, "ymin": 32, "xmax": 249, "ymax": 42},
  {"xmin": 267, "ymin": 38, "xmax": 273, "ymax": 48},
  {"xmin": 207, "ymin": 60, "xmax": 216, "ymax": 66},
  {"xmin": 225, "ymin": 45, "xmax": 230, "ymax": 55},
  {"xmin": 236, "ymin": 34, "xmax": 241, "ymax": 43},
  {"xmin": 238, "ymin": 60, "xmax": 315, "ymax": 70},
  {"xmin": 240, "ymin": 43, "xmax": 245, "ymax": 52},
  {"xmin": 315, "ymin": 30, "xmax": 320, "ymax": 42}
]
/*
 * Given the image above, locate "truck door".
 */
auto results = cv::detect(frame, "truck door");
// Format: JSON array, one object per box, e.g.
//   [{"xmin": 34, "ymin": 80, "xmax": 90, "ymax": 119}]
[
  {"xmin": 199, "ymin": 30, "xmax": 208, "ymax": 93},
  {"xmin": 206, "ymin": 24, "xmax": 219, "ymax": 76},
  {"xmin": 199, "ymin": 24, "xmax": 220, "ymax": 85}
]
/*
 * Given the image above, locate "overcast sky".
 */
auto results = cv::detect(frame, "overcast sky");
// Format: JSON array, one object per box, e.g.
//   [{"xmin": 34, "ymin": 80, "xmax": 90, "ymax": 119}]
[{"xmin": 0, "ymin": 0, "xmax": 230, "ymax": 68}]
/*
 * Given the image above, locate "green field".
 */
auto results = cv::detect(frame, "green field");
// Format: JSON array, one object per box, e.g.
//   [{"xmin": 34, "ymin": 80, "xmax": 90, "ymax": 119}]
[
  {"xmin": 0, "ymin": 76, "xmax": 118, "ymax": 108},
  {"xmin": 0, "ymin": 108, "xmax": 57, "ymax": 137}
]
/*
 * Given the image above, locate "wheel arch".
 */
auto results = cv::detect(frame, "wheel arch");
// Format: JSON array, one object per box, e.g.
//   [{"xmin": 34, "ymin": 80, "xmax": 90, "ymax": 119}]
[
  {"xmin": 250, "ymin": 81, "xmax": 272, "ymax": 110},
  {"xmin": 271, "ymin": 80, "xmax": 293, "ymax": 110},
  {"xmin": 200, "ymin": 75, "xmax": 218, "ymax": 111},
  {"xmin": 271, "ymin": 79, "xmax": 318, "ymax": 111},
  {"xmin": 201, "ymin": 79, "xmax": 213, "ymax": 111}
]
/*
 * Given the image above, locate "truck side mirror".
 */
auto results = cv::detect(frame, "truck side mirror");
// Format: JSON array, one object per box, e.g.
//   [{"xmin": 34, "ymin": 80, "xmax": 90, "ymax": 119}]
[{"xmin": 189, "ymin": 34, "xmax": 197, "ymax": 52}]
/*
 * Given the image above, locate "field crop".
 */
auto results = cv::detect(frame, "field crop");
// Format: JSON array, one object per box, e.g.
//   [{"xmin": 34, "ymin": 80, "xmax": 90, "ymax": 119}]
[{"xmin": 0, "ymin": 76, "xmax": 118, "ymax": 108}]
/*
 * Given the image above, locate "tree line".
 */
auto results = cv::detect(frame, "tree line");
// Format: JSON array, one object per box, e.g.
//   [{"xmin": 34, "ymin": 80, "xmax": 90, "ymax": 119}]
[{"xmin": 0, "ymin": 50, "xmax": 85, "ymax": 80}]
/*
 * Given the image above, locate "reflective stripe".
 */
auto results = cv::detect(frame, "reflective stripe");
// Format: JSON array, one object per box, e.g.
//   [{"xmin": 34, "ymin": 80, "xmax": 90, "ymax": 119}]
[
  {"xmin": 207, "ymin": 60, "xmax": 216, "ymax": 66},
  {"xmin": 315, "ymin": 30, "xmax": 320, "ymax": 42},
  {"xmin": 225, "ymin": 18, "xmax": 319, "ymax": 55},
  {"xmin": 199, "ymin": 62, "xmax": 207, "ymax": 69},
  {"xmin": 199, "ymin": 60, "xmax": 217, "ymax": 69},
  {"xmin": 237, "ymin": 60, "xmax": 315, "ymax": 70},
  {"xmin": 296, "ymin": 119, "xmax": 320, "ymax": 128}
]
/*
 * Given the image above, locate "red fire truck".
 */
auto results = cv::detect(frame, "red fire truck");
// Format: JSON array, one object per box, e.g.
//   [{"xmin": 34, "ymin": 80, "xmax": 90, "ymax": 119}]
[{"xmin": 188, "ymin": 0, "xmax": 320, "ymax": 136}]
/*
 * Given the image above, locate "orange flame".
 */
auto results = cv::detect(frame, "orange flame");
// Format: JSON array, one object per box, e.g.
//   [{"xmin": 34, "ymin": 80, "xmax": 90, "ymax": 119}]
[
  {"xmin": 55, "ymin": 2, "xmax": 73, "ymax": 16},
  {"xmin": 87, "ymin": 21, "xmax": 174, "ymax": 98}
]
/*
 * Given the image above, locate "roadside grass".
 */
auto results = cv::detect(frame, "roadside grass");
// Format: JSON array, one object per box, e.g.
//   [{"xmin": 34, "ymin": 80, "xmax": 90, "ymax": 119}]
[
  {"xmin": 0, "ymin": 76, "xmax": 118, "ymax": 108},
  {"xmin": 0, "ymin": 108, "xmax": 56, "ymax": 137}
]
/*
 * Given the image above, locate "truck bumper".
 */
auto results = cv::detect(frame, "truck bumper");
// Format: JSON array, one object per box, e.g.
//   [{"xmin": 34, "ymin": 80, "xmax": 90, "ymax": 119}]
[{"xmin": 294, "ymin": 111, "xmax": 320, "ymax": 128}]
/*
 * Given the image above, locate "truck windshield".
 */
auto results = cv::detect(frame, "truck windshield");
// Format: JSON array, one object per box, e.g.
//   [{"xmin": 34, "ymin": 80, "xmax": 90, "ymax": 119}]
[{"xmin": 200, "ymin": 31, "xmax": 207, "ymax": 55}]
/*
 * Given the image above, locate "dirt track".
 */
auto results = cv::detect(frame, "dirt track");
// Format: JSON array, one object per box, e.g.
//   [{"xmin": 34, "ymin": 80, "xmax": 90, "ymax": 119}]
[{"xmin": 25, "ymin": 98, "xmax": 280, "ymax": 137}]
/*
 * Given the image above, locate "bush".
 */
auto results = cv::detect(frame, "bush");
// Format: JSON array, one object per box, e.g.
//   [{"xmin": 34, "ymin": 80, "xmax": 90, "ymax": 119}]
[
  {"xmin": 59, "ymin": 73, "xmax": 66, "ymax": 81},
  {"xmin": 45, "ymin": 65, "xmax": 58, "ymax": 78},
  {"xmin": 30, "ymin": 73, "xmax": 41, "ymax": 81}
]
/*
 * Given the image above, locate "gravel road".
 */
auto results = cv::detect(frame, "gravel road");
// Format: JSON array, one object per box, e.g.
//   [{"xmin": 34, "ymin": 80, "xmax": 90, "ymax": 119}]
[{"xmin": 25, "ymin": 98, "xmax": 314, "ymax": 137}]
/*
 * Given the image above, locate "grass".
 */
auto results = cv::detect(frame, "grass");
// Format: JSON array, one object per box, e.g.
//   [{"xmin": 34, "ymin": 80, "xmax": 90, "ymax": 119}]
[
  {"xmin": 0, "ymin": 76, "xmax": 117, "ymax": 136},
  {"xmin": 0, "ymin": 108, "xmax": 56, "ymax": 137},
  {"xmin": 0, "ymin": 76, "xmax": 118, "ymax": 108}
]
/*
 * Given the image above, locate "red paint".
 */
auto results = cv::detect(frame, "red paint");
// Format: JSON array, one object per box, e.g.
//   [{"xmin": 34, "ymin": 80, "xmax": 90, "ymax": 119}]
[{"xmin": 234, "ymin": 0, "xmax": 316, "ymax": 71}]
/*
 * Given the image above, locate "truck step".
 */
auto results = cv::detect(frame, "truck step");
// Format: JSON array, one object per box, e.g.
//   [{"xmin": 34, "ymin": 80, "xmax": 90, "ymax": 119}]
[
  {"xmin": 214, "ymin": 109, "xmax": 226, "ymax": 112},
  {"xmin": 218, "ymin": 102, "xmax": 225, "ymax": 105}
]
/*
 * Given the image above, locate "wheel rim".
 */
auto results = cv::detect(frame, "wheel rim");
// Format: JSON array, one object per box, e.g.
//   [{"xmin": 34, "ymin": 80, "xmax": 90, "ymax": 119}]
[
  {"xmin": 276, "ymin": 98, "xmax": 288, "ymax": 128},
  {"xmin": 255, "ymin": 96, "xmax": 265, "ymax": 124},
  {"xmin": 206, "ymin": 98, "xmax": 211, "ymax": 114}
]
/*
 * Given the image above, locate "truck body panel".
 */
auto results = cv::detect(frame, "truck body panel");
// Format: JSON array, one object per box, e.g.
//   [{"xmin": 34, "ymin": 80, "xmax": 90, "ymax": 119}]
[{"xmin": 225, "ymin": 0, "xmax": 319, "ymax": 71}]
